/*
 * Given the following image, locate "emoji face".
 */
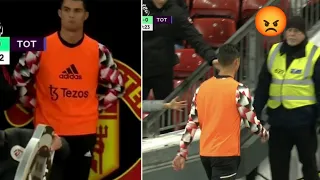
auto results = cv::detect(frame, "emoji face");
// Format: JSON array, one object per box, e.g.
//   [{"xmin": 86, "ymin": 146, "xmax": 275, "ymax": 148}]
[{"xmin": 255, "ymin": 6, "xmax": 287, "ymax": 37}]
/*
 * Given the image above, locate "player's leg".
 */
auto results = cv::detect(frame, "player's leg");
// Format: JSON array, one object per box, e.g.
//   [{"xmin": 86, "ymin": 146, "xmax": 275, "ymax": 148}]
[
  {"xmin": 246, "ymin": 167, "xmax": 258, "ymax": 180},
  {"xmin": 200, "ymin": 156, "xmax": 213, "ymax": 180},
  {"xmin": 62, "ymin": 134, "xmax": 96, "ymax": 180},
  {"xmin": 294, "ymin": 125, "xmax": 319, "ymax": 180},
  {"xmin": 210, "ymin": 156, "xmax": 240, "ymax": 180},
  {"xmin": 49, "ymin": 137, "xmax": 70, "ymax": 180},
  {"xmin": 268, "ymin": 126, "xmax": 294, "ymax": 180}
]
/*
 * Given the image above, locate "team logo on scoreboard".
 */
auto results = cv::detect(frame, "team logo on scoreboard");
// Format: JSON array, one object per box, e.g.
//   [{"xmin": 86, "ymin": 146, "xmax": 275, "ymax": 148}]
[
  {"xmin": 4, "ymin": 59, "xmax": 141, "ymax": 180},
  {"xmin": 142, "ymin": 4, "xmax": 150, "ymax": 16},
  {"xmin": 0, "ymin": 22, "xmax": 3, "ymax": 37}
]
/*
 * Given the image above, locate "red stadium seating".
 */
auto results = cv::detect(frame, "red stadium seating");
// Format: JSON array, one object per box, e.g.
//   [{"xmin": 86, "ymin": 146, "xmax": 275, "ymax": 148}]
[
  {"xmin": 191, "ymin": 0, "xmax": 240, "ymax": 21},
  {"xmin": 147, "ymin": 89, "xmax": 154, "ymax": 100},
  {"xmin": 241, "ymin": 0, "xmax": 268, "ymax": 22},
  {"xmin": 279, "ymin": 0, "xmax": 290, "ymax": 13},
  {"xmin": 143, "ymin": 113, "xmax": 149, "ymax": 119},
  {"xmin": 174, "ymin": 49, "xmax": 204, "ymax": 78},
  {"xmin": 241, "ymin": 0, "xmax": 290, "ymax": 23},
  {"xmin": 192, "ymin": 18, "xmax": 236, "ymax": 48}
]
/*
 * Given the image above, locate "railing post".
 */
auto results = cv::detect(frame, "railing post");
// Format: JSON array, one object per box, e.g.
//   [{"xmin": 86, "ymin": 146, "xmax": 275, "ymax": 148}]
[
  {"xmin": 247, "ymin": 26, "xmax": 261, "ymax": 90},
  {"xmin": 143, "ymin": 116, "xmax": 160, "ymax": 138}
]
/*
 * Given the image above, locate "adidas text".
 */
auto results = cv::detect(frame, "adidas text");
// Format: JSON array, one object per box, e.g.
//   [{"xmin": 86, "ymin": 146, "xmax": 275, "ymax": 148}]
[{"xmin": 59, "ymin": 74, "xmax": 82, "ymax": 80}]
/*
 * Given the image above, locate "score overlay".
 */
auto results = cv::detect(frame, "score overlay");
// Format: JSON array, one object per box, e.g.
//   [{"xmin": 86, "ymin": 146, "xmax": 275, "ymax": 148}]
[
  {"xmin": 142, "ymin": 16, "xmax": 153, "ymax": 31},
  {"xmin": 0, "ymin": 37, "xmax": 10, "ymax": 65}
]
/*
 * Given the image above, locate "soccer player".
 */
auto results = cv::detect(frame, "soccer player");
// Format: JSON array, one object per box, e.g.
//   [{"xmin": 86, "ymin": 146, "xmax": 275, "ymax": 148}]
[
  {"xmin": 172, "ymin": 44, "xmax": 269, "ymax": 180},
  {"xmin": 13, "ymin": 0, "xmax": 124, "ymax": 179}
]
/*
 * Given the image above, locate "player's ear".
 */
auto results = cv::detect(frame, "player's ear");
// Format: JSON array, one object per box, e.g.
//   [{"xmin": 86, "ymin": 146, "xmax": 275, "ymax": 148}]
[
  {"xmin": 58, "ymin": 9, "xmax": 61, "ymax": 18},
  {"xmin": 85, "ymin": 12, "xmax": 89, "ymax": 21}
]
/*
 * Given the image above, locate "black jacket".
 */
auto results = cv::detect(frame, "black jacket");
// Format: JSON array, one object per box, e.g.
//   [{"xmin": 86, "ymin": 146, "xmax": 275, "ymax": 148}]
[
  {"xmin": 0, "ymin": 66, "xmax": 17, "ymax": 111},
  {"xmin": 143, "ymin": 0, "xmax": 217, "ymax": 78},
  {"xmin": 253, "ymin": 39, "xmax": 320, "ymax": 128},
  {"xmin": 175, "ymin": 0, "xmax": 188, "ymax": 11},
  {"xmin": 174, "ymin": 0, "xmax": 188, "ymax": 46},
  {"xmin": 0, "ymin": 128, "xmax": 34, "ymax": 179}
]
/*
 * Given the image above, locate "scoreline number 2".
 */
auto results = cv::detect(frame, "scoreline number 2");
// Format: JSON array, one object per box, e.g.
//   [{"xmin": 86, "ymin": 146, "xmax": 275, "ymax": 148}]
[{"xmin": 0, "ymin": 41, "xmax": 3, "ymax": 61}]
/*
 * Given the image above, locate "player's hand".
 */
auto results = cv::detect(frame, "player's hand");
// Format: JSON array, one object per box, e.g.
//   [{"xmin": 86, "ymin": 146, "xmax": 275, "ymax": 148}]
[
  {"xmin": 212, "ymin": 59, "xmax": 221, "ymax": 70},
  {"xmin": 260, "ymin": 128, "xmax": 269, "ymax": 143},
  {"xmin": 167, "ymin": 97, "xmax": 187, "ymax": 111},
  {"xmin": 172, "ymin": 154, "xmax": 186, "ymax": 171},
  {"xmin": 51, "ymin": 133, "xmax": 62, "ymax": 151}
]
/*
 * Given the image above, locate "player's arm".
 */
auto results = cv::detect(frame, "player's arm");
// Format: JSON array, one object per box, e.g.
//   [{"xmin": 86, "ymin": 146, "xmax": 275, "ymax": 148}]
[
  {"xmin": 177, "ymin": 87, "xmax": 200, "ymax": 159},
  {"xmin": 13, "ymin": 51, "xmax": 41, "ymax": 110},
  {"xmin": 96, "ymin": 44, "xmax": 125, "ymax": 111},
  {"xmin": 236, "ymin": 84, "xmax": 268, "ymax": 137}
]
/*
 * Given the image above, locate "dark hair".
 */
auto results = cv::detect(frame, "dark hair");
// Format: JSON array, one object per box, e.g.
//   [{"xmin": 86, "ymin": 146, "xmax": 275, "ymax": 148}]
[
  {"xmin": 217, "ymin": 44, "xmax": 240, "ymax": 66},
  {"xmin": 60, "ymin": 0, "xmax": 88, "ymax": 11}
]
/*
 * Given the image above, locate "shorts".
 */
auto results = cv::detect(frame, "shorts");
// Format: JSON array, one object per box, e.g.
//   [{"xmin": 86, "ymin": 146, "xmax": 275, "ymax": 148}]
[{"xmin": 200, "ymin": 156, "xmax": 240, "ymax": 180}]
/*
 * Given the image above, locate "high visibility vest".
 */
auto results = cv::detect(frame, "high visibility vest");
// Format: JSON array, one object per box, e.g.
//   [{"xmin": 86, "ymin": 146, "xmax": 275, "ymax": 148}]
[{"xmin": 267, "ymin": 42, "xmax": 320, "ymax": 109}]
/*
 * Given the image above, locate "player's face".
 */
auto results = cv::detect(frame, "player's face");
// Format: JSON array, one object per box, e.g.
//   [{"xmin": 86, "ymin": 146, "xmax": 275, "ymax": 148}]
[
  {"xmin": 58, "ymin": 0, "xmax": 88, "ymax": 32},
  {"xmin": 153, "ymin": 0, "xmax": 168, "ymax": 7}
]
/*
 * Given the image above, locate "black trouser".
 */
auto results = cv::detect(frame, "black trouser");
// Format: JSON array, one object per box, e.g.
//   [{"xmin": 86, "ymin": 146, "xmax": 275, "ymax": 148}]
[
  {"xmin": 200, "ymin": 156, "xmax": 240, "ymax": 180},
  {"xmin": 143, "ymin": 72, "xmax": 174, "ymax": 100},
  {"xmin": 50, "ymin": 134, "xmax": 96, "ymax": 180},
  {"xmin": 269, "ymin": 125, "xmax": 318, "ymax": 180},
  {"xmin": 246, "ymin": 167, "xmax": 258, "ymax": 180}
]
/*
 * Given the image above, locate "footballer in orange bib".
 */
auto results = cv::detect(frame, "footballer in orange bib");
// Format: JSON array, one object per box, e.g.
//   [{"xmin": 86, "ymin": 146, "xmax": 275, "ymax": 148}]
[{"xmin": 13, "ymin": 0, "xmax": 124, "ymax": 179}]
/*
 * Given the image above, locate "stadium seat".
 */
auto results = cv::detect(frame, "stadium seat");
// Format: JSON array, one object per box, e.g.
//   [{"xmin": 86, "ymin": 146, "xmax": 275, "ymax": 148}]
[
  {"xmin": 147, "ymin": 89, "xmax": 154, "ymax": 100},
  {"xmin": 174, "ymin": 48, "xmax": 204, "ymax": 78},
  {"xmin": 241, "ymin": 0, "xmax": 290, "ymax": 23},
  {"xmin": 241, "ymin": 0, "xmax": 268, "ymax": 22},
  {"xmin": 191, "ymin": 0, "xmax": 240, "ymax": 21},
  {"xmin": 192, "ymin": 18, "xmax": 236, "ymax": 48},
  {"xmin": 143, "ymin": 113, "xmax": 149, "ymax": 119},
  {"xmin": 279, "ymin": 0, "xmax": 290, "ymax": 13}
]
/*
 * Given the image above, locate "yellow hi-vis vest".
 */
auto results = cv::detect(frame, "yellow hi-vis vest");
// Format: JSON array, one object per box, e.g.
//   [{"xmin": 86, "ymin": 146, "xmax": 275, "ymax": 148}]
[{"xmin": 267, "ymin": 42, "xmax": 320, "ymax": 109}]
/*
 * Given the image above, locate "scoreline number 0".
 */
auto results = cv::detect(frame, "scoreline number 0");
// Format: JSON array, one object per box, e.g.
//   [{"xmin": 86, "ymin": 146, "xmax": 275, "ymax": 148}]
[{"xmin": 144, "ymin": 17, "xmax": 148, "ymax": 22}]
